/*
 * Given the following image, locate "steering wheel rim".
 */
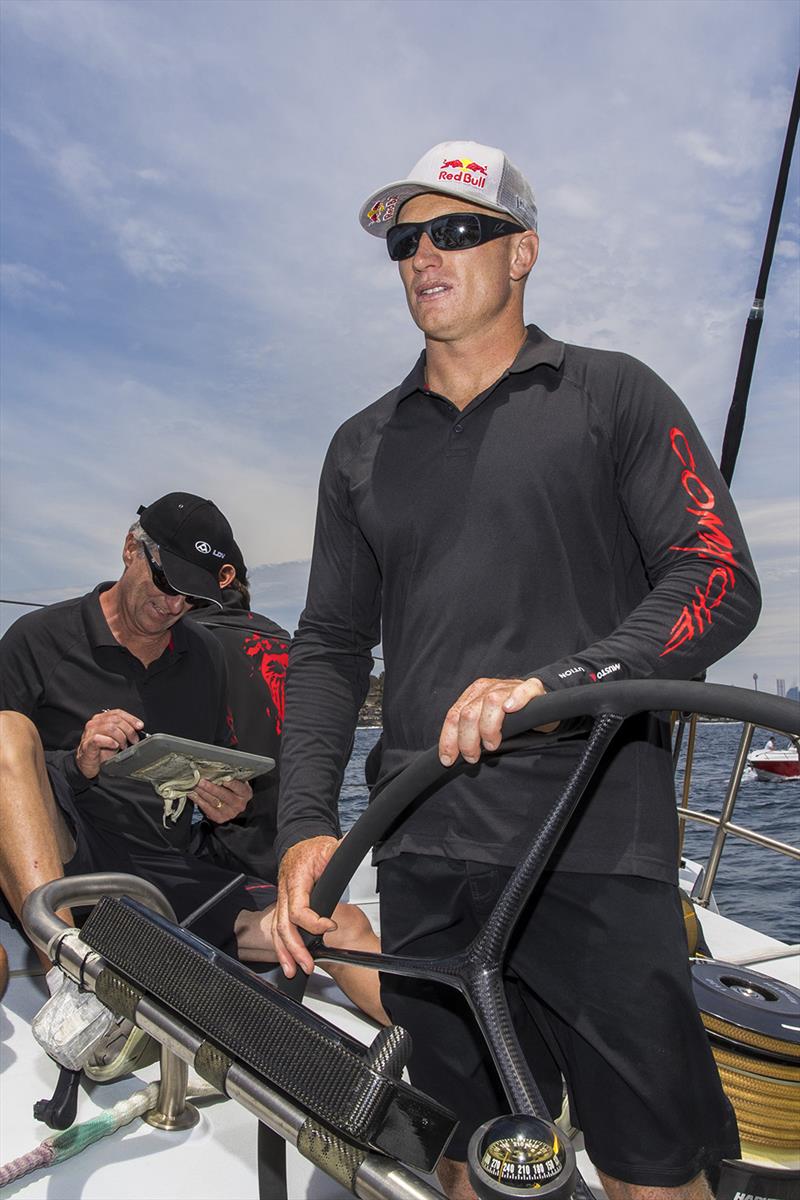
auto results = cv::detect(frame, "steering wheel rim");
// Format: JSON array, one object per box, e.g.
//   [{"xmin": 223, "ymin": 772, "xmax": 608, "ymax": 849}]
[{"xmin": 307, "ymin": 679, "xmax": 798, "ymax": 921}]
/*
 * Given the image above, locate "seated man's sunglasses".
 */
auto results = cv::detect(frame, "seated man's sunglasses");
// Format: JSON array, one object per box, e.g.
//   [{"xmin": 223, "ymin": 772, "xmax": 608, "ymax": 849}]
[
  {"xmin": 386, "ymin": 212, "xmax": 526, "ymax": 262},
  {"xmin": 142, "ymin": 542, "xmax": 199, "ymax": 607}
]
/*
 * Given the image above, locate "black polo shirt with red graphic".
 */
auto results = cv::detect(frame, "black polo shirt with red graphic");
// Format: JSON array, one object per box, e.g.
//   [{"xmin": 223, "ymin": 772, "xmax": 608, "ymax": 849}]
[{"xmin": 276, "ymin": 325, "xmax": 761, "ymax": 881}]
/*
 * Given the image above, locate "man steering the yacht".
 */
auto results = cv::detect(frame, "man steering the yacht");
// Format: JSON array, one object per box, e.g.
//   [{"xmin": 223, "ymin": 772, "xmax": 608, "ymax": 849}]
[{"xmin": 273, "ymin": 142, "xmax": 761, "ymax": 1198}]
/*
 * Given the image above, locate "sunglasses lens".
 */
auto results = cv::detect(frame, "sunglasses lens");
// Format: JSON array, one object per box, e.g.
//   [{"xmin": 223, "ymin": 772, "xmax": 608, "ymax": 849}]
[
  {"xmin": 387, "ymin": 225, "xmax": 420, "ymax": 261},
  {"xmin": 431, "ymin": 214, "xmax": 481, "ymax": 251},
  {"xmin": 387, "ymin": 213, "xmax": 488, "ymax": 260},
  {"xmin": 143, "ymin": 543, "xmax": 197, "ymax": 604}
]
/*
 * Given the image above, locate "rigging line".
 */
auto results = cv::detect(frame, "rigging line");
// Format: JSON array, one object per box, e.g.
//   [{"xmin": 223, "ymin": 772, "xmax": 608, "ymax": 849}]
[{"xmin": 719, "ymin": 66, "xmax": 800, "ymax": 487}]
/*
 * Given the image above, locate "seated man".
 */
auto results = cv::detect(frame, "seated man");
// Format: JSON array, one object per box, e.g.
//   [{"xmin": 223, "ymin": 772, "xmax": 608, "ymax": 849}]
[{"xmin": 0, "ymin": 492, "xmax": 385, "ymax": 1024}]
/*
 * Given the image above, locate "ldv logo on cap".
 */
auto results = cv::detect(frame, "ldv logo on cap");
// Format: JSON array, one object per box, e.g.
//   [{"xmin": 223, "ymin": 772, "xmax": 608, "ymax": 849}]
[{"xmin": 195, "ymin": 540, "xmax": 225, "ymax": 559}]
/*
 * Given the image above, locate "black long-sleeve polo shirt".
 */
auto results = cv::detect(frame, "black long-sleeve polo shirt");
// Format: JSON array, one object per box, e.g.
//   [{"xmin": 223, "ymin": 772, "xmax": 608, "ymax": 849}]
[
  {"xmin": 0, "ymin": 584, "xmax": 232, "ymax": 853},
  {"xmin": 276, "ymin": 325, "xmax": 761, "ymax": 881}
]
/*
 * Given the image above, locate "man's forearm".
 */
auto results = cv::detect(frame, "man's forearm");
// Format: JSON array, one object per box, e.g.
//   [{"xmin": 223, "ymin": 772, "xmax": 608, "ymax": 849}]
[{"xmin": 275, "ymin": 633, "xmax": 372, "ymax": 865}]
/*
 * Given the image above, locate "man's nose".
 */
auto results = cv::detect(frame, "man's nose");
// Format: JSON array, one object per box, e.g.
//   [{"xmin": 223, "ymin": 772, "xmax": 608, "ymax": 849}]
[
  {"xmin": 412, "ymin": 232, "xmax": 442, "ymax": 269},
  {"xmin": 164, "ymin": 592, "xmax": 188, "ymax": 614}
]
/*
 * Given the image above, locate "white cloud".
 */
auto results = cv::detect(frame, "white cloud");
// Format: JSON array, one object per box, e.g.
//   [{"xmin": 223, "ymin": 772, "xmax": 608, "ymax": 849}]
[
  {"xmin": 775, "ymin": 238, "xmax": 800, "ymax": 260},
  {"xmin": 548, "ymin": 184, "xmax": 601, "ymax": 220},
  {"xmin": 116, "ymin": 218, "xmax": 187, "ymax": 282},
  {"xmin": 1, "ymin": 127, "xmax": 189, "ymax": 285},
  {"xmin": 134, "ymin": 167, "xmax": 167, "ymax": 184},
  {"xmin": 53, "ymin": 141, "xmax": 112, "ymax": 201},
  {"xmin": 0, "ymin": 262, "xmax": 66, "ymax": 308},
  {"xmin": 677, "ymin": 130, "xmax": 736, "ymax": 170}
]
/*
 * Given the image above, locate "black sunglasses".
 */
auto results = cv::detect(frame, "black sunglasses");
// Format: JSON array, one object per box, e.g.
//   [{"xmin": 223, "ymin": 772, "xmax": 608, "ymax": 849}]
[
  {"xmin": 386, "ymin": 212, "xmax": 526, "ymax": 262},
  {"xmin": 142, "ymin": 542, "xmax": 199, "ymax": 607}
]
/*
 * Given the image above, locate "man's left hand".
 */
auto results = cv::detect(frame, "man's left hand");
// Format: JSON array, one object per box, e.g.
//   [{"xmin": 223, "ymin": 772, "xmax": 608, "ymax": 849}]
[
  {"xmin": 438, "ymin": 676, "xmax": 557, "ymax": 766},
  {"xmin": 189, "ymin": 777, "xmax": 252, "ymax": 824}
]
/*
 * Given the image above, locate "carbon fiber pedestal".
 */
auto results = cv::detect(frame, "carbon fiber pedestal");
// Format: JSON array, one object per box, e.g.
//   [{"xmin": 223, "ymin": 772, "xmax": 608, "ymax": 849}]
[{"xmin": 79, "ymin": 896, "xmax": 455, "ymax": 1172}]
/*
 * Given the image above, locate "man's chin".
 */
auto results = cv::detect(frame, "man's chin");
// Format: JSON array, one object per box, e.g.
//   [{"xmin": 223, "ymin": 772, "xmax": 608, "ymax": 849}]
[
  {"xmin": 141, "ymin": 611, "xmax": 181, "ymax": 635},
  {"xmin": 410, "ymin": 309, "xmax": 459, "ymax": 339}
]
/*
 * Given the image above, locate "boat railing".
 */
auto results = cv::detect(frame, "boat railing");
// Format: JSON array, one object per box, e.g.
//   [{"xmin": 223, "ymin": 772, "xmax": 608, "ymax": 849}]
[{"xmin": 674, "ymin": 714, "xmax": 800, "ymax": 909}]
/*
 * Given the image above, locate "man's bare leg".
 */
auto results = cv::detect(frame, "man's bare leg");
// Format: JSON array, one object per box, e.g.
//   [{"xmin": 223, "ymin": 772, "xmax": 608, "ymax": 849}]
[
  {"xmin": 319, "ymin": 901, "xmax": 389, "ymax": 1025},
  {"xmin": 432, "ymin": 1161, "xmax": 715, "ymax": 1200},
  {"xmin": 598, "ymin": 1171, "xmax": 714, "ymax": 1200},
  {"xmin": 437, "ymin": 1159, "xmax": 476, "ymax": 1200},
  {"xmin": 0, "ymin": 711, "xmax": 75, "ymax": 964},
  {"xmin": 235, "ymin": 900, "xmax": 389, "ymax": 1025}
]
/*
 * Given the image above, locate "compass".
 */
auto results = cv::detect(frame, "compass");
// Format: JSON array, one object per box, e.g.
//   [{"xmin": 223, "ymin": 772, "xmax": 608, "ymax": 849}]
[{"xmin": 467, "ymin": 1114, "xmax": 576, "ymax": 1199}]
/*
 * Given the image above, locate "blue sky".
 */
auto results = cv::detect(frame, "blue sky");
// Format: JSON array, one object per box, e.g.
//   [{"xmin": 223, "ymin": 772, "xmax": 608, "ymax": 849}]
[{"xmin": 1, "ymin": 0, "xmax": 798, "ymax": 691}]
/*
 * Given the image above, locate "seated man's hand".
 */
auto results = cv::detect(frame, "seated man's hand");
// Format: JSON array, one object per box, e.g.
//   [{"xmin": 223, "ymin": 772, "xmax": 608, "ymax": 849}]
[
  {"xmin": 189, "ymin": 776, "xmax": 252, "ymax": 824},
  {"xmin": 438, "ymin": 676, "xmax": 557, "ymax": 767},
  {"xmin": 273, "ymin": 836, "xmax": 340, "ymax": 977},
  {"xmin": 76, "ymin": 708, "xmax": 145, "ymax": 779}
]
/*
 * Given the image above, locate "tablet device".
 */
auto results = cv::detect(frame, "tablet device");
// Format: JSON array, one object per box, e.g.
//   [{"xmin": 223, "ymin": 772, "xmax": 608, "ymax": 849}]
[{"xmin": 102, "ymin": 733, "xmax": 275, "ymax": 788}]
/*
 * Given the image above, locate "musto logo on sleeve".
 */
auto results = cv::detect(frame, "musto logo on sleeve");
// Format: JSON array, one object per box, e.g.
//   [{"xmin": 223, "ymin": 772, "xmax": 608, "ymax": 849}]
[{"xmin": 661, "ymin": 428, "xmax": 739, "ymax": 657}]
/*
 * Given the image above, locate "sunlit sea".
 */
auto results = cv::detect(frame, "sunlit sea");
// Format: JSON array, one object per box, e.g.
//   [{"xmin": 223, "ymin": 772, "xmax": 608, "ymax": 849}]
[{"xmin": 340, "ymin": 722, "xmax": 799, "ymax": 944}]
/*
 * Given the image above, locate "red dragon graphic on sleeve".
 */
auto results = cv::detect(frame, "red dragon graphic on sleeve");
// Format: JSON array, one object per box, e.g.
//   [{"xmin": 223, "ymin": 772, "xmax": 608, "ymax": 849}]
[
  {"xmin": 661, "ymin": 427, "xmax": 739, "ymax": 657},
  {"xmin": 242, "ymin": 634, "xmax": 288, "ymax": 735}
]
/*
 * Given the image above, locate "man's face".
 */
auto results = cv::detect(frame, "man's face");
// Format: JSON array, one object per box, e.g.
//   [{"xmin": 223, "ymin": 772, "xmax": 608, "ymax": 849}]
[
  {"xmin": 119, "ymin": 534, "xmax": 192, "ymax": 637},
  {"xmin": 395, "ymin": 193, "xmax": 535, "ymax": 342}
]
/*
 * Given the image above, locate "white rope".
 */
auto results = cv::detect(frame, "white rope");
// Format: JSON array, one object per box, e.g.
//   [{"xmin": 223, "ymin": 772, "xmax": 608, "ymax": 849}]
[{"xmin": 0, "ymin": 1077, "xmax": 221, "ymax": 1186}]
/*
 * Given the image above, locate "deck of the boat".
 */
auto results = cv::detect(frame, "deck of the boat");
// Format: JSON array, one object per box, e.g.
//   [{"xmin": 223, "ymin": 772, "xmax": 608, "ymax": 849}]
[{"xmin": 1, "ymin": 887, "xmax": 797, "ymax": 1199}]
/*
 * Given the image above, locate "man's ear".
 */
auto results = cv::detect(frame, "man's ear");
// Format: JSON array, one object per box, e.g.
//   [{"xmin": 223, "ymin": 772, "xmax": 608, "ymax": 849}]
[
  {"xmin": 218, "ymin": 563, "xmax": 236, "ymax": 589},
  {"xmin": 510, "ymin": 231, "xmax": 539, "ymax": 282},
  {"xmin": 122, "ymin": 532, "xmax": 139, "ymax": 567}
]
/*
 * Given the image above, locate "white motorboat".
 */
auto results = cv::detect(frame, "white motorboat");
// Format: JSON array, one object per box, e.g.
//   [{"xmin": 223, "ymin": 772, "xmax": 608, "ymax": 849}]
[{"xmin": 747, "ymin": 744, "xmax": 800, "ymax": 782}]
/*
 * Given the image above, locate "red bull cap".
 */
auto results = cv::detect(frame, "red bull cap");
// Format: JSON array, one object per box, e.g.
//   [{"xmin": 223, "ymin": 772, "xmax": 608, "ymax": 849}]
[{"xmin": 359, "ymin": 140, "xmax": 538, "ymax": 238}]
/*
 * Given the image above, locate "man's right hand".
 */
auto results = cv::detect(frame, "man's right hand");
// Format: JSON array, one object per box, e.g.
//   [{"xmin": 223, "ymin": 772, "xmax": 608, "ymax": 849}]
[
  {"xmin": 75, "ymin": 708, "xmax": 144, "ymax": 779},
  {"xmin": 272, "ymin": 836, "xmax": 340, "ymax": 977}
]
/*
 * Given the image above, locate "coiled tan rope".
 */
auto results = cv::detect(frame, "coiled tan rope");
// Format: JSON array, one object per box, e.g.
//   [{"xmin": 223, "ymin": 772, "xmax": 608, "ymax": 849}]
[{"xmin": 709, "ymin": 1042, "xmax": 800, "ymax": 1151}]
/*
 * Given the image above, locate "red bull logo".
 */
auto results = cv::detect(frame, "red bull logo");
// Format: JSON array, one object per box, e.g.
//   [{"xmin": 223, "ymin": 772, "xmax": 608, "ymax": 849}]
[
  {"xmin": 367, "ymin": 194, "xmax": 399, "ymax": 224},
  {"xmin": 439, "ymin": 157, "xmax": 489, "ymax": 190}
]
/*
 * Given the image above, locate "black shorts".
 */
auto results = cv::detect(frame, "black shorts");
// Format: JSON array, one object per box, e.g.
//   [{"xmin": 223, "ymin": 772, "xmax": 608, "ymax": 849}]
[
  {"xmin": 378, "ymin": 855, "xmax": 739, "ymax": 1187},
  {"xmin": 49, "ymin": 768, "xmax": 276, "ymax": 958}
]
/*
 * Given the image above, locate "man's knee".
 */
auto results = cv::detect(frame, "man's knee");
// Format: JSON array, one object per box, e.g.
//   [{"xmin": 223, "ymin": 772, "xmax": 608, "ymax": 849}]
[
  {"xmin": 0, "ymin": 711, "xmax": 44, "ymax": 777},
  {"xmin": 328, "ymin": 902, "xmax": 377, "ymax": 948},
  {"xmin": 0, "ymin": 710, "xmax": 72, "ymax": 859}
]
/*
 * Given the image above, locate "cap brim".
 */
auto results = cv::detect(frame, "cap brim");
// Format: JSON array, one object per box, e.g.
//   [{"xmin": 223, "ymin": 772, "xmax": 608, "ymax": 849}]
[
  {"xmin": 159, "ymin": 547, "xmax": 223, "ymax": 608},
  {"xmin": 359, "ymin": 179, "xmax": 510, "ymax": 238}
]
